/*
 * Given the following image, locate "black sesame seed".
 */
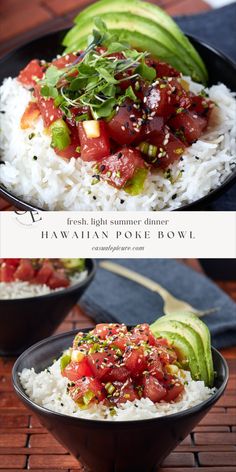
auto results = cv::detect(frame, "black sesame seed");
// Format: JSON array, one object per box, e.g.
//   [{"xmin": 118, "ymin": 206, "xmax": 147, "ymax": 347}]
[
  {"xmin": 172, "ymin": 194, "xmax": 177, "ymax": 200},
  {"xmin": 100, "ymin": 164, "xmax": 105, "ymax": 171},
  {"xmin": 0, "ymin": 160, "xmax": 5, "ymax": 165},
  {"xmin": 117, "ymin": 152, "xmax": 122, "ymax": 159},
  {"xmin": 92, "ymin": 174, "xmax": 100, "ymax": 181},
  {"xmin": 93, "ymin": 196, "xmax": 97, "ymax": 200},
  {"xmin": 120, "ymin": 199, "xmax": 125, "ymax": 204}
]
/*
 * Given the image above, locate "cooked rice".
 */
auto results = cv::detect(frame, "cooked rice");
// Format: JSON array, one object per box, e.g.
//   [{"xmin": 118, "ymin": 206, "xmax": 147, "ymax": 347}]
[
  {"xmin": 0, "ymin": 76, "xmax": 235, "ymax": 210},
  {"xmin": 0, "ymin": 271, "xmax": 87, "ymax": 300},
  {"xmin": 20, "ymin": 358, "xmax": 215, "ymax": 421}
]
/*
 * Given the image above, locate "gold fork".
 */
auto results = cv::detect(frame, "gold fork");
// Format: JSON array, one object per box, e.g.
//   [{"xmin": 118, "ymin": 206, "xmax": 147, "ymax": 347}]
[{"xmin": 99, "ymin": 261, "xmax": 218, "ymax": 318}]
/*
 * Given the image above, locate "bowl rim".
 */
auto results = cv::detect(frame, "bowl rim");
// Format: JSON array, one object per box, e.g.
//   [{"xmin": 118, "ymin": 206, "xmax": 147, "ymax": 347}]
[
  {"xmin": 12, "ymin": 327, "xmax": 229, "ymax": 426},
  {"xmin": 0, "ymin": 30, "xmax": 236, "ymax": 212},
  {"xmin": 0, "ymin": 259, "xmax": 96, "ymax": 303}
]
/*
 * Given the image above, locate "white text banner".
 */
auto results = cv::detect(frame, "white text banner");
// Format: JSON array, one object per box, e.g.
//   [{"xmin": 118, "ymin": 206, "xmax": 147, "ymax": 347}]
[{"xmin": 0, "ymin": 211, "xmax": 235, "ymax": 258}]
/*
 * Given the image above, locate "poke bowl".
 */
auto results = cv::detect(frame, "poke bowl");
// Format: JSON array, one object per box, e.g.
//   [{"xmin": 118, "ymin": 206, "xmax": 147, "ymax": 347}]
[
  {"xmin": 12, "ymin": 321, "xmax": 228, "ymax": 472},
  {"xmin": 0, "ymin": 258, "xmax": 96, "ymax": 356},
  {"xmin": 0, "ymin": 0, "xmax": 236, "ymax": 212}
]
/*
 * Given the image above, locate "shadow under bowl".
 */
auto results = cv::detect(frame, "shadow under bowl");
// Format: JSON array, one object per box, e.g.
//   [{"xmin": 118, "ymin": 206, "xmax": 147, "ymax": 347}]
[
  {"xmin": 0, "ymin": 31, "xmax": 236, "ymax": 211},
  {"xmin": 12, "ymin": 329, "xmax": 228, "ymax": 472},
  {"xmin": 0, "ymin": 260, "xmax": 96, "ymax": 356}
]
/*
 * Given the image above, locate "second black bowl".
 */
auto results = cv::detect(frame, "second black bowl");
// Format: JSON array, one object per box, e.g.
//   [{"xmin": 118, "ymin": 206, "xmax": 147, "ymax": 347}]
[
  {"xmin": 12, "ymin": 329, "xmax": 228, "ymax": 472},
  {"xmin": 0, "ymin": 259, "xmax": 96, "ymax": 356}
]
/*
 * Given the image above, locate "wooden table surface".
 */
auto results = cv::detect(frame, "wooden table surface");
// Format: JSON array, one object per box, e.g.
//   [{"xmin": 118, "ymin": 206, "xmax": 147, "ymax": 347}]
[
  {"xmin": 0, "ymin": 259, "xmax": 235, "ymax": 471},
  {"xmin": 0, "ymin": 0, "xmax": 211, "ymax": 212}
]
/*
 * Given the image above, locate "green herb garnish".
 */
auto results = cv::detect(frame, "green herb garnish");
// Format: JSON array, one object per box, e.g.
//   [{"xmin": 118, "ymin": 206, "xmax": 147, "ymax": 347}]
[{"xmin": 38, "ymin": 19, "xmax": 152, "ymax": 120}]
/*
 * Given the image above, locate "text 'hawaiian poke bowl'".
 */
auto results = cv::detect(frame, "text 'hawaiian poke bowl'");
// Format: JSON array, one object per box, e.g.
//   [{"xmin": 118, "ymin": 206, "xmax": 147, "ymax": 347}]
[
  {"xmin": 0, "ymin": 259, "xmax": 95, "ymax": 356},
  {"xmin": 1, "ymin": 0, "xmax": 236, "ymax": 212},
  {"xmin": 12, "ymin": 320, "xmax": 228, "ymax": 472}
]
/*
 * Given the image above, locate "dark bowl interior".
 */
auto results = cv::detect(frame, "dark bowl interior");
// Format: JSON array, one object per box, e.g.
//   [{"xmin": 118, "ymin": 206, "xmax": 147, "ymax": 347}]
[
  {"xmin": 0, "ymin": 259, "xmax": 96, "ymax": 356},
  {"xmin": 0, "ymin": 30, "xmax": 235, "ymax": 211},
  {"xmin": 12, "ymin": 328, "xmax": 229, "ymax": 472}
]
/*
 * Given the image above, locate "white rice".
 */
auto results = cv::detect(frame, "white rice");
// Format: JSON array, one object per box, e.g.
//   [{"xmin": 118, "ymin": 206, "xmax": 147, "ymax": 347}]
[
  {"xmin": 20, "ymin": 358, "xmax": 215, "ymax": 421},
  {"xmin": 0, "ymin": 76, "xmax": 235, "ymax": 210},
  {"xmin": 0, "ymin": 271, "xmax": 87, "ymax": 300}
]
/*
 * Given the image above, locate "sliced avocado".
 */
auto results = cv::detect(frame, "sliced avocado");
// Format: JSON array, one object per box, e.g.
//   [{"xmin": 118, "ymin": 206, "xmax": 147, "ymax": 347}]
[
  {"xmin": 63, "ymin": 13, "xmax": 190, "ymax": 68},
  {"xmin": 151, "ymin": 328, "xmax": 200, "ymax": 380},
  {"xmin": 63, "ymin": 12, "xmax": 204, "ymax": 81},
  {"xmin": 153, "ymin": 317, "xmax": 208, "ymax": 385},
  {"xmin": 61, "ymin": 258, "xmax": 85, "ymax": 272},
  {"xmin": 163, "ymin": 312, "xmax": 214, "ymax": 387},
  {"xmin": 70, "ymin": 0, "xmax": 207, "ymax": 82},
  {"xmin": 64, "ymin": 30, "xmax": 189, "ymax": 76}
]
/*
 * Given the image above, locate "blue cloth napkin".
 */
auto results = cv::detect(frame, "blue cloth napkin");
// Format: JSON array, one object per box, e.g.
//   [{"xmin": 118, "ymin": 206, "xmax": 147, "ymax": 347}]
[
  {"xmin": 80, "ymin": 259, "xmax": 236, "ymax": 349},
  {"xmin": 175, "ymin": 4, "xmax": 236, "ymax": 211}
]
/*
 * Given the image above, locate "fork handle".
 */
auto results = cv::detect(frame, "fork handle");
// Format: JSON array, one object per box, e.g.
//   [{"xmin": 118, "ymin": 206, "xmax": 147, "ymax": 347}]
[{"xmin": 99, "ymin": 261, "xmax": 170, "ymax": 301}]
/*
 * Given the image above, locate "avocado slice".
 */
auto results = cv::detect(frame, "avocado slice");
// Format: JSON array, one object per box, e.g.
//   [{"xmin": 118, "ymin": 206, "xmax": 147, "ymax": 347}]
[
  {"xmin": 64, "ymin": 29, "xmax": 188, "ymax": 75},
  {"xmin": 63, "ymin": 12, "xmax": 205, "ymax": 82},
  {"xmin": 163, "ymin": 312, "xmax": 214, "ymax": 387},
  {"xmin": 69, "ymin": 0, "xmax": 207, "ymax": 82},
  {"xmin": 153, "ymin": 317, "xmax": 209, "ymax": 385},
  {"xmin": 151, "ymin": 318, "xmax": 209, "ymax": 384},
  {"xmin": 151, "ymin": 328, "xmax": 200, "ymax": 381},
  {"xmin": 61, "ymin": 258, "xmax": 85, "ymax": 272},
  {"xmin": 63, "ymin": 13, "xmax": 190, "ymax": 72}
]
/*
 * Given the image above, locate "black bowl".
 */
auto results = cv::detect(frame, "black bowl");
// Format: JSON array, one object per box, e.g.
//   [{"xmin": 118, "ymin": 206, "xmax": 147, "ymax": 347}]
[
  {"xmin": 12, "ymin": 329, "xmax": 228, "ymax": 472},
  {"xmin": 0, "ymin": 30, "xmax": 235, "ymax": 211},
  {"xmin": 0, "ymin": 260, "xmax": 96, "ymax": 356}
]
